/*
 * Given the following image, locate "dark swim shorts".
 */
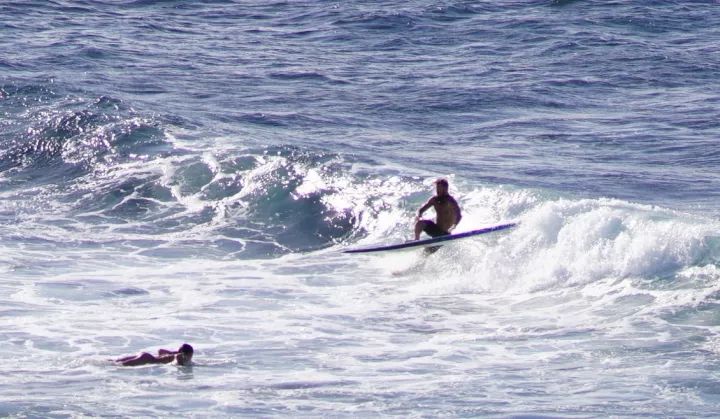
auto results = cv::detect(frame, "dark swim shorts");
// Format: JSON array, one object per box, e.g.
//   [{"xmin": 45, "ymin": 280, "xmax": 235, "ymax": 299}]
[{"xmin": 422, "ymin": 221, "xmax": 450, "ymax": 237}]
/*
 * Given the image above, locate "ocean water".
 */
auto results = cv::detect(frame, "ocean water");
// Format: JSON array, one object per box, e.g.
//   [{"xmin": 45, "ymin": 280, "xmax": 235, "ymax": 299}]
[{"xmin": 1, "ymin": 0, "xmax": 720, "ymax": 416}]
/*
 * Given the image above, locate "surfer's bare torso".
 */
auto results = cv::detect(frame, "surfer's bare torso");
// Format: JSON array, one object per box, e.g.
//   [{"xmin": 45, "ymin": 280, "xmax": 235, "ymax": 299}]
[
  {"xmin": 414, "ymin": 179, "xmax": 462, "ymax": 240},
  {"xmin": 423, "ymin": 195, "xmax": 461, "ymax": 232}
]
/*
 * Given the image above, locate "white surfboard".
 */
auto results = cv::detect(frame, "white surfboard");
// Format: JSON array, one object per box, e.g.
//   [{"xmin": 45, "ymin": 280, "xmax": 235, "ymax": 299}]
[{"xmin": 343, "ymin": 222, "xmax": 517, "ymax": 254}]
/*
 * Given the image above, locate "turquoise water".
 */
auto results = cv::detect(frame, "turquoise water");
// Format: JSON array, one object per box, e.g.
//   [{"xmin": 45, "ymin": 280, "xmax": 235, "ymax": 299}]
[{"xmin": 1, "ymin": 1, "xmax": 720, "ymax": 416}]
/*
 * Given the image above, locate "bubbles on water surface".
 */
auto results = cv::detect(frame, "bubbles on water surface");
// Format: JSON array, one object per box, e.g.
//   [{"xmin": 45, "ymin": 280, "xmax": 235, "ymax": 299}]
[{"xmin": 0, "ymin": 87, "xmax": 168, "ymax": 180}]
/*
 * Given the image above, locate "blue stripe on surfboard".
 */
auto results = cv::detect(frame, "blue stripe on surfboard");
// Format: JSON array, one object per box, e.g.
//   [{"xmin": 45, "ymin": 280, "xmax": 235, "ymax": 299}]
[{"xmin": 343, "ymin": 222, "xmax": 517, "ymax": 254}]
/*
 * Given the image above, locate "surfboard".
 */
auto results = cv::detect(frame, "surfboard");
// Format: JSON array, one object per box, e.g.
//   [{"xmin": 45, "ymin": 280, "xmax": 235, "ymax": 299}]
[{"xmin": 343, "ymin": 222, "xmax": 517, "ymax": 254}]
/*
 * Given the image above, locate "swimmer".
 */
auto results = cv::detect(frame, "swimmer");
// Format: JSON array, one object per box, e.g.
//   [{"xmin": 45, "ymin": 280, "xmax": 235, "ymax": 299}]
[{"xmin": 115, "ymin": 343, "xmax": 193, "ymax": 366}]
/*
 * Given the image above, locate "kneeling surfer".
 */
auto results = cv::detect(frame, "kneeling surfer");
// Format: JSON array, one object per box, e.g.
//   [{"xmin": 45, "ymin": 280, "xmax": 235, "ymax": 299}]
[{"xmin": 414, "ymin": 178, "xmax": 462, "ymax": 240}]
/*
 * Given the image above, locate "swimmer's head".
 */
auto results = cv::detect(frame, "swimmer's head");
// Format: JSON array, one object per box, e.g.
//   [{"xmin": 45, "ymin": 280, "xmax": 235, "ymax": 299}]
[{"xmin": 176, "ymin": 343, "xmax": 194, "ymax": 365}]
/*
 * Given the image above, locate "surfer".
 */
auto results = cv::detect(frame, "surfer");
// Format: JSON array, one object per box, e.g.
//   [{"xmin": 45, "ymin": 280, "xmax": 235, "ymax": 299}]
[
  {"xmin": 414, "ymin": 178, "xmax": 462, "ymax": 240},
  {"xmin": 115, "ymin": 343, "xmax": 194, "ymax": 367}
]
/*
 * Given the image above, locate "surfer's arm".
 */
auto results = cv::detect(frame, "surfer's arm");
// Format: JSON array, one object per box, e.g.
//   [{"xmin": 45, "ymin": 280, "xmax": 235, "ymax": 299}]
[
  {"xmin": 451, "ymin": 198, "xmax": 462, "ymax": 230},
  {"xmin": 416, "ymin": 198, "xmax": 435, "ymax": 219},
  {"xmin": 452, "ymin": 198, "xmax": 462, "ymax": 228},
  {"xmin": 454, "ymin": 208, "xmax": 462, "ymax": 229}
]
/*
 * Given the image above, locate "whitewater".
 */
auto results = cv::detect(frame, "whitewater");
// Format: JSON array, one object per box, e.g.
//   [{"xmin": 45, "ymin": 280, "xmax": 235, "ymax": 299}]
[{"xmin": 1, "ymin": 1, "xmax": 720, "ymax": 417}]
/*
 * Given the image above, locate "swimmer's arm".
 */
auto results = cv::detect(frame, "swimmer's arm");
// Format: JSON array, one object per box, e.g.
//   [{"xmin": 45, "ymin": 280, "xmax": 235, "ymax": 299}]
[
  {"xmin": 157, "ymin": 349, "xmax": 178, "ymax": 363},
  {"xmin": 156, "ymin": 354, "xmax": 176, "ymax": 364}
]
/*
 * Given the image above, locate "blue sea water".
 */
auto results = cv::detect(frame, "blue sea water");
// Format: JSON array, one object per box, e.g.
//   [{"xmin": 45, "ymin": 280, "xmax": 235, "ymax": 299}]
[{"xmin": 1, "ymin": 0, "xmax": 720, "ymax": 416}]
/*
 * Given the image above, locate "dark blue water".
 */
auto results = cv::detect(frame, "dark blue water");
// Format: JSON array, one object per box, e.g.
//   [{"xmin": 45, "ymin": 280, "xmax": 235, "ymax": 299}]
[{"xmin": 2, "ymin": 1, "xmax": 720, "ymax": 417}]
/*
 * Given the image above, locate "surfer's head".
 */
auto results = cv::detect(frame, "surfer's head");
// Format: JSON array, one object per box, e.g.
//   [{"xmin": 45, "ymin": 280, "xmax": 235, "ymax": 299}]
[
  {"xmin": 435, "ymin": 178, "xmax": 449, "ymax": 195},
  {"xmin": 176, "ymin": 343, "xmax": 194, "ymax": 365}
]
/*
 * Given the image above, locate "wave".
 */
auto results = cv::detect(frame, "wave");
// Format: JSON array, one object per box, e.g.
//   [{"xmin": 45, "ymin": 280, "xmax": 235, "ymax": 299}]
[
  {"xmin": 381, "ymin": 187, "xmax": 720, "ymax": 301},
  {"xmin": 2, "ymin": 83, "xmax": 717, "ymax": 280},
  {"xmin": 0, "ymin": 88, "xmax": 418, "ymax": 258},
  {"xmin": 3, "ymin": 118, "xmax": 718, "ymax": 278}
]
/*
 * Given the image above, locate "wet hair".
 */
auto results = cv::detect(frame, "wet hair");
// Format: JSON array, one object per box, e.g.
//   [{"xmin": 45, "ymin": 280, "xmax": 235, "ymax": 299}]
[
  {"xmin": 435, "ymin": 178, "xmax": 449, "ymax": 187},
  {"xmin": 179, "ymin": 343, "xmax": 193, "ymax": 355}
]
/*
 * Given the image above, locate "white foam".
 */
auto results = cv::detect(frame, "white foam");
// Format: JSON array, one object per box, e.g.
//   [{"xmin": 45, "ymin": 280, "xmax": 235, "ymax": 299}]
[
  {"xmin": 3, "ymin": 164, "xmax": 720, "ymax": 417},
  {"xmin": 358, "ymin": 186, "xmax": 720, "ymax": 325}
]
